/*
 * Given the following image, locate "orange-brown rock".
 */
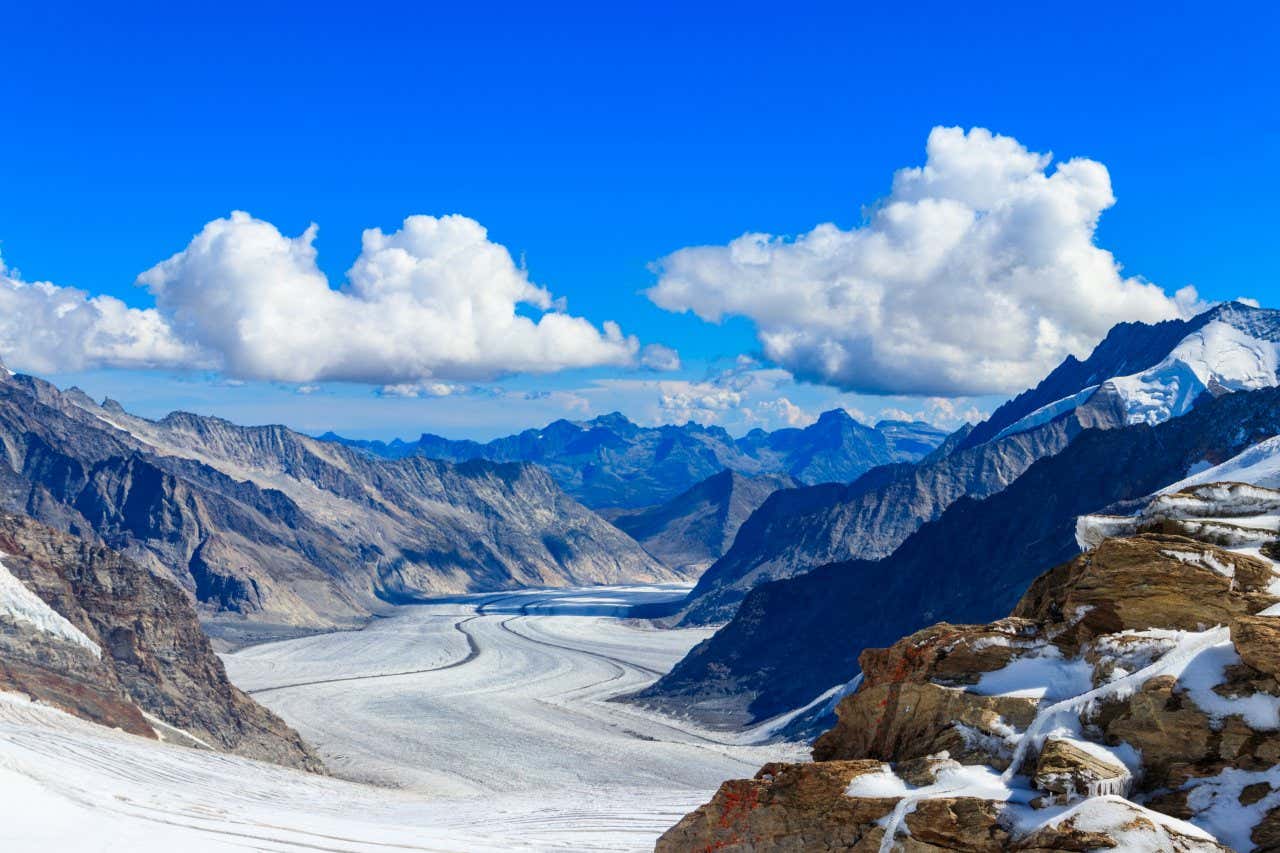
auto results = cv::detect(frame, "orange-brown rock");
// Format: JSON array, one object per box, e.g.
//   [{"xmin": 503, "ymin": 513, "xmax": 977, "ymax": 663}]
[
  {"xmin": 813, "ymin": 680, "xmax": 1036, "ymax": 767},
  {"xmin": 857, "ymin": 619, "xmax": 1038, "ymax": 688},
  {"xmin": 1232, "ymin": 615, "xmax": 1280, "ymax": 680},
  {"xmin": 655, "ymin": 760, "xmax": 895, "ymax": 853},
  {"xmin": 1014, "ymin": 534, "xmax": 1277, "ymax": 648},
  {"xmin": 1031, "ymin": 738, "xmax": 1129, "ymax": 800},
  {"xmin": 1254, "ymin": 803, "xmax": 1280, "ymax": 851}
]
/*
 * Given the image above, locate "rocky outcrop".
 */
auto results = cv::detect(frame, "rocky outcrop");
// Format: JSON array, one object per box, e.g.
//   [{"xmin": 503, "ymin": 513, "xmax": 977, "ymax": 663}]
[
  {"xmin": 0, "ymin": 510, "xmax": 322, "ymax": 771},
  {"xmin": 658, "ymin": 761, "xmax": 1224, "ymax": 852},
  {"xmin": 0, "ymin": 371, "xmax": 674, "ymax": 635},
  {"xmin": 638, "ymin": 386, "xmax": 1280, "ymax": 728},
  {"xmin": 609, "ymin": 471, "xmax": 796, "ymax": 576},
  {"xmin": 658, "ymin": 496, "xmax": 1280, "ymax": 851},
  {"xmin": 328, "ymin": 409, "xmax": 945, "ymax": 510}
]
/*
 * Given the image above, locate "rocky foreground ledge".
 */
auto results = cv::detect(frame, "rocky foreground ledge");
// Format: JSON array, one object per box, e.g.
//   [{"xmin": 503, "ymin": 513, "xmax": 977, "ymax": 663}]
[{"xmin": 659, "ymin": 482, "xmax": 1280, "ymax": 852}]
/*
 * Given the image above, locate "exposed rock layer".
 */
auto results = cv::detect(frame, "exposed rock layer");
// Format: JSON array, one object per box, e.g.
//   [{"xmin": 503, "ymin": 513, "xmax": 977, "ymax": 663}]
[{"xmin": 0, "ymin": 511, "xmax": 321, "ymax": 771}]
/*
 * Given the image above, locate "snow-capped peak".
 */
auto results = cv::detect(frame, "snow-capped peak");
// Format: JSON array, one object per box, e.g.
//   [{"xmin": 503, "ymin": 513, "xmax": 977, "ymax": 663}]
[{"xmin": 994, "ymin": 303, "xmax": 1280, "ymax": 441}]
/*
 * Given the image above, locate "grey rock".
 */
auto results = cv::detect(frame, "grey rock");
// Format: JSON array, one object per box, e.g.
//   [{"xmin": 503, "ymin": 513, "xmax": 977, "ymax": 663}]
[{"xmin": 610, "ymin": 471, "xmax": 797, "ymax": 576}]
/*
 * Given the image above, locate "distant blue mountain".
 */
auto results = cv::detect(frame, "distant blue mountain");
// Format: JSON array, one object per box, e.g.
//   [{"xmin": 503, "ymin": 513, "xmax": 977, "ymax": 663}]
[{"xmin": 321, "ymin": 410, "xmax": 947, "ymax": 509}]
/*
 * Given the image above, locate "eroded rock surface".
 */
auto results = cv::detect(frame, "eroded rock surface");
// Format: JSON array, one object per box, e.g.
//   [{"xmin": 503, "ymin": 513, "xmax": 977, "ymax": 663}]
[
  {"xmin": 659, "ymin": 479, "xmax": 1280, "ymax": 851},
  {"xmin": 0, "ymin": 511, "xmax": 322, "ymax": 771}
]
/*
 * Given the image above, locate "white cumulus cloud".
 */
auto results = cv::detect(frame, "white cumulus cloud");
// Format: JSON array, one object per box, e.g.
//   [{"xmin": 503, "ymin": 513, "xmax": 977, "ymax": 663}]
[
  {"xmin": 648, "ymin": 126, "xmax": 1204, "ymax": 397},
  {"xmin": 0, "ymin": 256, "xmax": 201, "ymax": 374},
  {"xmin": 135, "ymin": 212, "xmax": 640, "ymax": 383}
]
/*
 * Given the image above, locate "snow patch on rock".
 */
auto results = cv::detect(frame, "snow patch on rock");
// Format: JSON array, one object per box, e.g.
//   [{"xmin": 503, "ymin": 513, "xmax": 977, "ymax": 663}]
[{"xmin": 0, "ymin": 555, "xmax": 99, "ymax": 657}]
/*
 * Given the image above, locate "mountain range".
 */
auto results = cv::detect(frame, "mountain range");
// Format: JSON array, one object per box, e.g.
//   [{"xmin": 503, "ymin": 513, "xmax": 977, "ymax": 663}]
[
  {"xmin": 672, "ymin": 301, "xmax": 1280, "ymax": 626},
  {"xmin": 324, "ymin": 409, "xmax": 947, "ymax": 509},
  {"xmin": 639, "ymin": 301, "xmax": 1280, "ymax": 730},
  {"xmin": 0, "ymin": 368, "xmax": 673, "ymax": 643}
]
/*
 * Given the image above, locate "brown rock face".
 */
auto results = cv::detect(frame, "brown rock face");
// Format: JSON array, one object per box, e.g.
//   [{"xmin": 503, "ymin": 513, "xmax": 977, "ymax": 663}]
[
  {"xmin": 660, "ymin": 521, "xmax": 1280, "ymax": 852},
  {"xmin": 813, "ymin": 618, "xmax": 1042, "ymax": 768},
  {"xmin": 1232, "ymin": 616, "xmax": 1280, "ymax": 680},
  {"xmin": 0, "ymin": 511, "xmax": 323, "ymax": 772},
  {"xmin": 655, "ymin": 761, "xmax": 896, "ymax": 853},
  {"xmin": 1032, "ymin": 738, "xmax": 1130, "ymax": 801},
  {"xmin": 857, "ymin": 619, "xmax": 1039, "ymax": 688},
  {"xmin": 1013, "ymin": 534, "xmax": 1277, "ymax": 648},
  {"xmin": 813, "ymin": 681, "xmax": 1036, "ymax": 769}
]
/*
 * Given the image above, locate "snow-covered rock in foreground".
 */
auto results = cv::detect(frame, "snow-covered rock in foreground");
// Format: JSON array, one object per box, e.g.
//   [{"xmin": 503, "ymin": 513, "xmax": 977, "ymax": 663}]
[{"xmin": 658, "ymin": 488, "xmax": 1280, "ymax": 851}]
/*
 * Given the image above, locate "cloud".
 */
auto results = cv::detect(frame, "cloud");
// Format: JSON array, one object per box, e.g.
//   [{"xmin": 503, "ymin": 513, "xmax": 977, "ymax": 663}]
[
  {"xmin": 133, "ymin": 212, "xmax": 639, "ymax": 384},
  {"xmin": 378, "ymin": 381, "xmax": 467, "ymax": 398},
  {"xmin": 648, "ymin": 126, "xmax": 1205, "ymax": 397},
  {"xmin": 753, "ymin": 397, "xmax": 817, "ymax": 428},
  {"xmin": 878, "ymin": 397, "xmax": 988, "ymax": 429},
  {"xmin": 0, "ymin": 255, "xmax": 202, "ymax": 373},
  {"xmin": 639, "ymin": 343, "xmax": 681, "ymax": 371}
]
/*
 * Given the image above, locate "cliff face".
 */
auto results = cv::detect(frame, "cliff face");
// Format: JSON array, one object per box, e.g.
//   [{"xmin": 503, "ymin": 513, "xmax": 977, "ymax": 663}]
[
  {"xmin": 0, "ymin": 371, "xmax": 673, "ymax": 636},
  {"xmin": 0, "ymin": 511, "xmax": 322, "ymax": 771},
  {"xmin": 659, "ymin": 519, "xmax": 1280, "ymax": 851}
]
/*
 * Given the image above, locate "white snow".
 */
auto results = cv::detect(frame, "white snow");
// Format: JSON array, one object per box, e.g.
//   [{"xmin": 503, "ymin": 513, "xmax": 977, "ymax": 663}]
[
  {"xmin": 0, "ymin": 586, "xmax": 803, "ymax": 851},
  {"xmin": 992, "ymin": 316, "xmax": 1280, "ymax": 442},
  {"xmin": 1107, "ymin": 320, "xmax": 1280, "ymax": 426},
  {"xmin": 0, "ymin": 554, "xmax": 99, "ymax": 657},
  {"xmin": 992, "ymin": 385, "xmax": 1099, "ymax": 441},
  {"xmin": 1165, "ymin": 435, "xmax": 1280, "ymax": 492},
  {"xmin": 1185, "ymin": 766, "xmax": 1280, "ymax": 852},
  {"xmin": 1009, "ymin": 795, "xmax": 1219, "ymax": 851},
  {"xmin": 968, "ymin": 645, "xmax": 1094, "ymax": 701}
]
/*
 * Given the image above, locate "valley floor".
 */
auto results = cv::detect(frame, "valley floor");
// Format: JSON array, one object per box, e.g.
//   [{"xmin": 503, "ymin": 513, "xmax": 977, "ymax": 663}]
[{"xmin": 1, "ymin": 586, "xmax": 800, "ymax": 851}]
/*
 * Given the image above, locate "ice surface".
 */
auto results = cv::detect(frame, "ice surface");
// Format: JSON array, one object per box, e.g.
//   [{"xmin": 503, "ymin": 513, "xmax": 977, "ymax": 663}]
[
  {"xmin": 3, "ymin": 586, "xmax": 802, "ymax": 851},
  {"xmin": 1165, "ymin": 435, "xmax": 1280, "ymax": 492}
]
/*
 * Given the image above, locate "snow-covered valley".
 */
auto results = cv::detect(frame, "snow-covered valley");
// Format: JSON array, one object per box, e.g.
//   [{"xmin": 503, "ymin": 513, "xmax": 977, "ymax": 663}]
[{"xmin": 1, "ymin": 585, "xmax": 801, "ymax": 852}]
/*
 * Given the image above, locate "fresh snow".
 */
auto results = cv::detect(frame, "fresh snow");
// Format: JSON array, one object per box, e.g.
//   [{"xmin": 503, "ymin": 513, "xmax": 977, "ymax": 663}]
[
  {"xmin": 1108, "ymin": 320, "xmax": 1280, "ymax": 426},
  {"xmin": 1009, "ymin": 795, "xmax": 1219, "ymax": 851},
  {"xmin": 0, "ymin": 554, "xmax": 99, "ymax": 657},
  {"xmin": 991, "ymin": 385, "xmax": 1099, "ymax": 441}
]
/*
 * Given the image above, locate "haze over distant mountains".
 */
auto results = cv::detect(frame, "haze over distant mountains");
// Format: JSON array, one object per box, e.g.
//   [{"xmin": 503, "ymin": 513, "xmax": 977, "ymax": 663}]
[{"xmin": 323, "ymin": 409, "xmax": 947, "ymax": 509}]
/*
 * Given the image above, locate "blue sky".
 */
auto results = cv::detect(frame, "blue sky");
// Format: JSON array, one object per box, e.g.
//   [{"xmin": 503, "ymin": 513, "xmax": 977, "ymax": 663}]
[{"xmin": 1, "ymin": 1, "xmax": 1276, "ymax": 438}]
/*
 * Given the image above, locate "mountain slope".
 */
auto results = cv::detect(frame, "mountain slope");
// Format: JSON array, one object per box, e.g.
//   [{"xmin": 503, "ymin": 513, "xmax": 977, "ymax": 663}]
[
  {"xmin": 609, "ymin": 471, "xmax": 797, "ymax": 575},
  {"xmin": 0, "ymin": 510, "xmax": 321, "ymax": 770},
  {"xmin": 0, "ymin": 370, "xmax": 672, "ymax": 638},
  {"xmin": 328, "ymin": 409, "xmax": 945, "ymax": 509},
  {"xmin": 674, "ymin": 301, "xmax": 1280, "ymax": 625},
  {"xmin": 636, "ymin": 385, "xmax": 1280, "ymax": 727}
]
